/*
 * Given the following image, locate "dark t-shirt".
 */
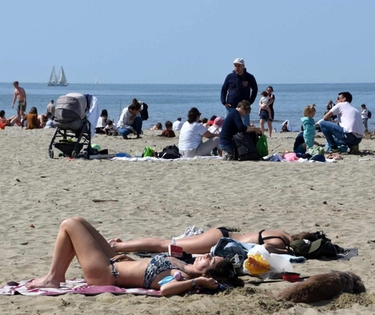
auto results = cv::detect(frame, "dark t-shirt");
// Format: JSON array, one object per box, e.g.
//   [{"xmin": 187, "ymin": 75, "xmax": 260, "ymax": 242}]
[{"xmin": 219, "ymin": 110, "xmax": 247, "ymax": 147}]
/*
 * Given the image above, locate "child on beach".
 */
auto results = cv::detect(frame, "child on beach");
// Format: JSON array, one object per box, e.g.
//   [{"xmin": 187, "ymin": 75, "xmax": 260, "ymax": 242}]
[
  {"xmin": 295, "ymin": 104, "xmax": 320, "ymax": 153},
  {"xmin": 161, "ymin": 121, "xmax": 176, "ymax": 137},
  {"xmin": 104, "ymin": 120, "xmax": 117, "ymax": 136}
]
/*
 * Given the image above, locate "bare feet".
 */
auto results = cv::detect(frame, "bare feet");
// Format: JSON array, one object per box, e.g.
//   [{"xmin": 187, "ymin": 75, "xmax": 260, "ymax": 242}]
[
  {"xmin": 26, "ymin": 274, "xmax": 61, "ymax": 289},
  {"xmin": 108, "ymin": 238, "xmax": 122, "ymax": 249}
]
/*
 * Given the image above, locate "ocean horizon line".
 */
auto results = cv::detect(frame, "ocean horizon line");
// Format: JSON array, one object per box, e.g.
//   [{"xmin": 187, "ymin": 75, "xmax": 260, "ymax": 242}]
[{"xmin": 1, "ymin": 81, "xmax": 374, "ymax": 86}]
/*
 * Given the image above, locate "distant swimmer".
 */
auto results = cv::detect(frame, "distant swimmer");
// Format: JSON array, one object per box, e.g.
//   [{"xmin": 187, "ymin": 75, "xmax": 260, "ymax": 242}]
[{"xmin": 11, "ymin": 81, "xmax": 27, "ymax": 125}]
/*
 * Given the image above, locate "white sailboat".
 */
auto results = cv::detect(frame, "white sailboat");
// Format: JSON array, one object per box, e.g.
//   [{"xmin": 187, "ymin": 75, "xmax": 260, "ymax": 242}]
[
  {"xmin": 47, "ymin": 66, "xmax": 69, "ymax": 86},
  {"xmin": 47, "ymin": 66, "xmax": 58, "ymax": 86}
]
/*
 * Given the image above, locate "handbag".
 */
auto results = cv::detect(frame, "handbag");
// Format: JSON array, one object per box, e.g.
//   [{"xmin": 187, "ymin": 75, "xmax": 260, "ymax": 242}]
[{"xmin": 256, "ymin": 134, "xmax": 268, "ymax": 157}]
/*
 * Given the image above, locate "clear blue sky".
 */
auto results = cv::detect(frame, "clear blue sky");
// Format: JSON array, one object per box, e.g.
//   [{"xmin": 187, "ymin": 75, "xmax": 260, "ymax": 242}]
[{"xmin": 1, "ymin": 0, "xmax": 374, "ymax": 84}]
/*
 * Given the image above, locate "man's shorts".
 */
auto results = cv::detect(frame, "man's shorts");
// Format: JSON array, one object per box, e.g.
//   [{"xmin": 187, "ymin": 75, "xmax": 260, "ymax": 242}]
[{"xmin": 17, "ymin": 100, "xmax": 26, "ymax": 112}]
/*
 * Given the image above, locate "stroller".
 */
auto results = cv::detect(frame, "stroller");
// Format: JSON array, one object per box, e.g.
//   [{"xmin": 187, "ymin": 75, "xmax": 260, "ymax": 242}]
[{"xmin": 48, "ymin": 93, "xmax": 95, "ymax": 159}]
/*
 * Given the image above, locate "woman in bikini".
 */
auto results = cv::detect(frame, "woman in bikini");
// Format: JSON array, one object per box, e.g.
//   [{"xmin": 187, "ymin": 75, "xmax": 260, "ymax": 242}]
[
  {"xmin": 26, "ymin": 217, "xmax": 242, "ymax": 296},
  {"xmin": 108, "ymin": 227, "xmax": 304, "ymax": 255}
]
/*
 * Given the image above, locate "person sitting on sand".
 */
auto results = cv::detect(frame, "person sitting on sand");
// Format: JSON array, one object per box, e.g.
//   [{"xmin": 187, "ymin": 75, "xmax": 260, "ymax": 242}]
[
  {"xmin": 150, "ymin": 122, "xmax": 163, "ymax": 131},
  {"xmin": 38, "ymin": 112, "xmax": 52, "ymax": 128},
  {"xmin": 108, "ymin": 227, "xmax": 313, "ymax": 255},
  {"xmin": 25, "ymin": 217, "xmax": 243, "ymax": 295},
  {"xmin": 178, "ymin": 107, "xmax": 220, "ymax": 158},
  {"xmin": 0, "ymin": 110, "xmax": 18, "ymax": 127},
  {"xmin": 21, "ymin": 107, "xmax": 39, "ymax": 129},
  {"xmin": 160, "ymin": 121, "xmax": 176, "ymax": 137}
]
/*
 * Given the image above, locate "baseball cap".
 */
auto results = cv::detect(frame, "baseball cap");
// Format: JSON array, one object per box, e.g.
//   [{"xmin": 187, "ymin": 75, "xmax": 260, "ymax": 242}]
[{"xmin": 233, "ymin": 58, "xmax": 245, "ymax": 65}]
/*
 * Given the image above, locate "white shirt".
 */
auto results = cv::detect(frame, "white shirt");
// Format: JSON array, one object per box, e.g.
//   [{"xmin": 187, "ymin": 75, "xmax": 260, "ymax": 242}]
[
  {"xmin": 178, "ymin": 121, "xmax": 207, "ymax": 151},
  {"xmin": 330, "ymin": 102, "xmax": 364, "ymax": 136},
  {"xmin": 172, "ymin": 120, "xmax": 183, "ymax": 131}
]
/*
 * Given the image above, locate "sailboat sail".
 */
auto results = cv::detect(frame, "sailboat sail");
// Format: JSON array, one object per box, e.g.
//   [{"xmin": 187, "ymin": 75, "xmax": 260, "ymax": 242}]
[
  {"xmin": 47, "ymin": 66, "xmax": 68, "ymax": 86},
  {"xmin": 47, "ymin": 66, "xmax": 58, "ymax": 86},
  {"xmin": 57, "ymin": 67, "xmax": 68, "ymax": 86}
]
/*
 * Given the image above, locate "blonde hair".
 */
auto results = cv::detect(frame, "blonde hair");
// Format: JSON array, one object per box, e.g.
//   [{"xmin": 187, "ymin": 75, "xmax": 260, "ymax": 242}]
[{"xmin": 303, "ymin": 104, "xmax": 316, "ymax": 117}]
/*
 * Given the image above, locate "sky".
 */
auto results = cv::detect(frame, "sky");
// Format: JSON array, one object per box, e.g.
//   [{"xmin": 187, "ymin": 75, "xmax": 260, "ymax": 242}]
[{"xmin": 1, "ymin": 0, "xmax": 374, "ymax": 84}]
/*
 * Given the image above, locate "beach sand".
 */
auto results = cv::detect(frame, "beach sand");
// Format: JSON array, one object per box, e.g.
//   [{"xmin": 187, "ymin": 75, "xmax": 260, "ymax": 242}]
[{"xmin": 1, "ymin": 127, "xmax": 375, "ymax": 314}]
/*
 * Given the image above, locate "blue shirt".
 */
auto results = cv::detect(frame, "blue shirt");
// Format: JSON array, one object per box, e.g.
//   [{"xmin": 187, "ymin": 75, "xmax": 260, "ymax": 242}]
[
  {"xmin": 220, "ymin": 110, "xmax": 247, "ymax": 147},
  {"xmin": 221, "ymin": 69, "xmax": 258, "ymax": 108}
]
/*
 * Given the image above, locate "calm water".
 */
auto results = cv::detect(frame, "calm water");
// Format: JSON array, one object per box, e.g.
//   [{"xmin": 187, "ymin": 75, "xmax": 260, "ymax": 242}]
[{"xmin": 0, "ymin": 82, "xmax": 374, "ymax": 131}]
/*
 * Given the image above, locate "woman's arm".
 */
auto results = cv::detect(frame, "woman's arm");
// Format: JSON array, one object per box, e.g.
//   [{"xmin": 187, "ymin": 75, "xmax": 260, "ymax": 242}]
[
  {"xmin": 202, "ymin": 130, "xmax": 219, "ymax": 139},
  {"xmin": 160, "ymin": 277, "xmax": 218, "ymax": 296}
]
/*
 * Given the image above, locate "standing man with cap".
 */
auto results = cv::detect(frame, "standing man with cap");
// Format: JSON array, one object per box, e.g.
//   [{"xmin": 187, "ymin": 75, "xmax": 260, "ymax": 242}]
[{"xmin": 221, "ymin": 58, "xmax": 258, "ymax": 126}]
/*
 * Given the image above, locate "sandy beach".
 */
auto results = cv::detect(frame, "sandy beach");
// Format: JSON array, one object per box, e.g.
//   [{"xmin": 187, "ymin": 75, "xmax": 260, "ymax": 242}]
[{"xmin": 1, "ymin": 127, "xmax": 375, "ymax": 314}]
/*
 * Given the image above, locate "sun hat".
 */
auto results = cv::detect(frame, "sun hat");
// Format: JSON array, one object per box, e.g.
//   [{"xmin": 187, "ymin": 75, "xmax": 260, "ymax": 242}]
[
  {"xmin": 213, "ymin": 117, "xmax": 224, "ymax": 128},
  {"xmin": 233, "ymin": 58, "xmax": 245, "ymax": 65}
]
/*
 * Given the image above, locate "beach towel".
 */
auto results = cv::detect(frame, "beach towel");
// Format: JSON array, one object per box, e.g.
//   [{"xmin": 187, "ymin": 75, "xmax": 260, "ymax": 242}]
[{"xmin": 0, "ymin": 278, "xmax": 162, "ymax": 296}]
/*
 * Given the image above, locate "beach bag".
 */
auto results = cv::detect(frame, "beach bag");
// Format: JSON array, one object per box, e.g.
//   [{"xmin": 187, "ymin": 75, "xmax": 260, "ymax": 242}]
[
  {"xmin": 158, "ymin": 145, "xmax": 181, "ymax": 159},
  {"xmin": 233, "ymin": 132, "xmax": 261, "ymax": 161},
  {"xmin": 142, "ymin": 146, "xmax": 154, "ymax": 157},
  {"xmin": 290, "ymin": 238, "xmax": 337, "ymax": 259},
  {"xmin": 256, "ymin": 134, "xmax": 268, "ymax": 157},
  {"xmin": 242, "ymin": 245, "xmax": 294, "ymax": 278},
  {"xmin": 368, "ymin": 110, "xmax": 372, "ymax": 119},
  {"xmin": 140, "ymin": 102, "xmax": 149, "ymax": 121}
]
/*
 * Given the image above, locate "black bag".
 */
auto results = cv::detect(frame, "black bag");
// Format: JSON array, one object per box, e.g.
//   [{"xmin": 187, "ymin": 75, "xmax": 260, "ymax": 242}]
[
  {"xmin": 158, "ymin": 145, "xmax": 181, "ymax": 159},
  {"xmin": 290, "ymin": 231, "xmax": 341, "ymax": 259},
  {"xmin": 233, "ymin": 132, "xmax": 261, "ymax": 161},
  {"xmin": 368, "ymin": 110, "xmax": 372, "ymax": 119},
  {"xmin": 140, "ymin": 102, "xmax": 149, "ymax": 121}
]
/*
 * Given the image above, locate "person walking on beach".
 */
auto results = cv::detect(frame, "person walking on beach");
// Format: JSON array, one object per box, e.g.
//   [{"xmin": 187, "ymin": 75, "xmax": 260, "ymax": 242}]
[
  {"xmin": 361, "ymin": 104, "xmax": 369, "ymax": 133},
  {"xmin": 319, "ymin": 92, "xmax": 363, "ymax": 154},
  {"xmin": 266, "ymin": 86, "xmax": 275, "ymax": 135},
  {"xmin": 11, "ymin": 81, "xmax": 27, "ymax": 125},
  {"xmin": 221, "ymin": 58, "xmax": 258, "ymax": 126}
]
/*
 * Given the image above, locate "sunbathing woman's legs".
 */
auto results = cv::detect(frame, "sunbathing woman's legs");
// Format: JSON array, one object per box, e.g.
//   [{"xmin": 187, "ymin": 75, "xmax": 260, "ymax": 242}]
[
  {"xmin": 109, "ymin": 228, "xmax": 292, "ymax": 255},
  {"xmin": 109, "ymin": 228, "xmax": 224, "ymax": 254},
  {"xmin": 27, "ymin": 217, "xmax": 117, "ymax": 289}
]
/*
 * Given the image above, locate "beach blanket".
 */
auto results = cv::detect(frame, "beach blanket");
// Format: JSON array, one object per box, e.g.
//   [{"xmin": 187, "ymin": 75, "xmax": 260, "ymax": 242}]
[
  {"xmin": 0, "ymin": 278, "xmax": 162, "ymax": 296},
  {"xmin": 112, "ymin": 156, "xmax": 223, "ymax": 162}
]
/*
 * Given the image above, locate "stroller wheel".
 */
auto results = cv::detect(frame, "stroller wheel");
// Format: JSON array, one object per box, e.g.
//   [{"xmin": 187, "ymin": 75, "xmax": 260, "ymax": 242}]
[
  {"xmin": 71, "ymin": 151, "xmax": 77, "ymax": 159},
  {"xmin": 49, "ymin": 149, "xmax": 54, "ymax": 159}
]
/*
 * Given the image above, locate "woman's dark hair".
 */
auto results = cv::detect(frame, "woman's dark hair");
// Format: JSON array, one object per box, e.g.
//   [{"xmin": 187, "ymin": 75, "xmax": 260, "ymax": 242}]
[
  {"xmin": 267, "ymin": 86, "xmax": 274, "ymax": 92},
  {"xmin": 206, "ymin": 259, "xmax": 244, "ymax": 288},
  {"xmin": 30, "ymin": 107, "xmax": 38, "ymax": 115},
  {"xmin": 100, "ymin": 109, "xmax": 108, "ymax": 117},
  {"xmin": 291, "ymin": 232, "xmax": 319, "ymax": 242},
  {"xmin": 187, "ymin": 107, "xmax": 201, "ymax": 123},
  {"xmin": 155, "ymin": 122, "xmax": 162, "ymax": 130},
  {"xmin": 128, "ymin": 99, "xmax": 141, "ymax": 111},
  {"xmin": 0, "ymin": 110, "xmax": 5, "ymax": 118},
  {"xmin": 165, "ymin": 121, "xmax": 172, "ymax": 128},
  {"xmin": 201, "ymin": 118, "xmax": 208, "ymax": 124},
  {"xmin": 209, "ymin": 115, "xmax": 217, "ymax": 121}
]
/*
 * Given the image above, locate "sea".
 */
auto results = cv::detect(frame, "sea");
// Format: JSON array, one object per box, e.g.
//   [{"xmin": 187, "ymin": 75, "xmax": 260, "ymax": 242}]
[{"xmin": 1, "ymin": 82, "xmax": 374, "ymax": 131}]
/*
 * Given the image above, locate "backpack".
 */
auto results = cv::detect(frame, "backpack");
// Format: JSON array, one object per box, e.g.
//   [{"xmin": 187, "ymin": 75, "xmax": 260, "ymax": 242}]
[
  {"xmin": 233, "ymin": 132, "xmax": 261, "ymax": 161},
  {"xmin": 140, "ymin": 102, "xmax": 149, "ymax": 121},
  {"xmin": 290, "ymin": 231, "xmax": 343, "ymax": 259},
  {"xmin": 368, "ymin": 110, "xmax": 372, "ymax": 119},
  {"xmin": 158, "ymin": 145, "xmax": 181, "ymax": 159}
]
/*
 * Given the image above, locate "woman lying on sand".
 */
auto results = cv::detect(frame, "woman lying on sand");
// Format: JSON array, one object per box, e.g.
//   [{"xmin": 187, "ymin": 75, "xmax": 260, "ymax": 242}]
[
  {"xmin": 26, "ymin": 217, "xmax": 243, "ymax": 296},
  {"xmin": 108, "ymin": 228, "xmax": 316, "ymax": 255}
]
